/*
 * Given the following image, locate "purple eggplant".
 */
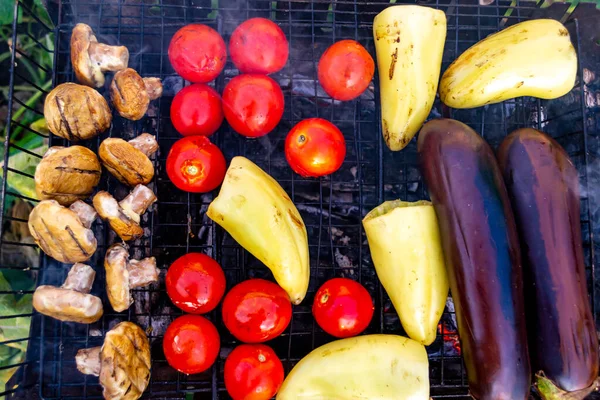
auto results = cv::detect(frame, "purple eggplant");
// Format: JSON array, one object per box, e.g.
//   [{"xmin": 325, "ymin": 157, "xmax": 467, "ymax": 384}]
[
  {"xmin": 497, "ymin": 128, "xmax": 599, "ymax": 398},
  {"xmin": 418, "ymin": 119, "xmax": 531, "ymax": 400}
]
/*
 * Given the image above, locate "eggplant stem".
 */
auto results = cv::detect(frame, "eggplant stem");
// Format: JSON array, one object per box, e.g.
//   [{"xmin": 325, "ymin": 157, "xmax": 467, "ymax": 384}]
[{"xmin": 535, "ymin": 371, "xmax": 600, "ymax": 400}]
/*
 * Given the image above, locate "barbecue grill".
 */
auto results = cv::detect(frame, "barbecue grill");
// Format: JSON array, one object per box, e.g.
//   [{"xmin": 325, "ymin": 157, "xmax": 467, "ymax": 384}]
[{"xmin": 1, "ymin": 0, "xmax": 599, "ymax": 398}]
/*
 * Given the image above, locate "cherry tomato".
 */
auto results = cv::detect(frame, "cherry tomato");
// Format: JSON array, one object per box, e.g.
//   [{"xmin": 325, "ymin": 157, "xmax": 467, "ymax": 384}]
[
  {"xmin": 168, "ymin": 24, "xmax": 227, "ymax": 83},
  {"xmin": 312, "ymin": 277, "xmax": 374, "ymax": 338},
  {"xmin": 171, "ymin": 84, "xmax": 223, "ymax": 137},
  {"xmin": 163, "ymin": 314, "xmax": 220, "ymax": 374},
  {"xmin": 222, "ymin": 75, "xmax": 284, "ymax": 138},
  {"xmin": 166, "ymin": 253, "xmax": 226, "ymax": 314},
  {"xmin": 166, "ymin": 136, "xmax": 226, "ymax": 193},
  {"xmin": 222, "ymin": 279, "xmax": 292, "ymax": 343},
  {"xmin": 229, "ymin": 18, "xmax": 289, "ymax": 74},
  {"xmin": 318, "ymin": 40, "xmax": 374, "ymax": 101},
  {"xmin": 284, "ymin": 118, "xmax": 346, "ymax": 177},
  {"xmin": 225, "ymin": 344, "xmax": 284, "ymax": 400}
]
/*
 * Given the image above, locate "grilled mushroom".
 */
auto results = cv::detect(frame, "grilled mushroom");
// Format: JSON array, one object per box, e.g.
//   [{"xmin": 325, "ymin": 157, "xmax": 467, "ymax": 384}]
[
  {"xmin": 44, "ymin": 83, "xmax": 112, "ymax": 141},
  {"xmin": 71, "ymin": 23, "xmax": 129, "ymax": 88},
  {"xmin": 33, "ymin": 263, "xmax": 103, "ymax": 323},
  {"xmin": 110, "ymin": 68, "xmax": 163, "ymax": 120},
  {"xmin": 98, "ymin": 134, "xmax": 158, "ymax": 186},
  {"xmin": 35, "ymin": 146, "xmax": 102, "ymax": 205},
  {"xmin": 104, "ymin": 244, "xmax": 159, "ymax": 312},
  {"xmin": 75, "ymin": 321, "xmax": 151, "ymax": 400},
  {"xmin": 28, "ymin": 200, "xmax": 97, "ymax": 263},
  {"xmin": 93, "ymin": 185, "xmax": 156, "ymax": 241}
]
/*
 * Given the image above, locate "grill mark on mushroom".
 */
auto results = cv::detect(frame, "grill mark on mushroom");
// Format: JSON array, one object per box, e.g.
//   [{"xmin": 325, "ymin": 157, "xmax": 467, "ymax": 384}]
[
  {"xmin": 40, "ymin": 218, "xmax": 68, "ymax": 260},
  {"xmin": 105, "ymin": 146, "xmax": 146, "ymax": 181},
  {"xmin": 29, "ymin": 224, "xmax": 52, "ymax": 255},
  {"xmin": 54, "ymin": 166, "xmax": 101, "ymax": 175},
  {"xmin": 84, "ymin": 91, "xmax": 101, "ymax": 134},
  {"xmin": 65, "ymin": 225, "xmax": 90, "ymax": 257},
  {"xmin": 108, "ymin": 340, "xmax": 148, "ymax": 393},
  {"xmin": 112, "ymin": 77, "xmax": 127, "ymax": 104},
  {"xmin": 42, "ymin": 190, "xmax": 92, "ymax": 197},
  {"xmin": 55, "ymin": 97, "xmax": 75, "ymax": 141}
]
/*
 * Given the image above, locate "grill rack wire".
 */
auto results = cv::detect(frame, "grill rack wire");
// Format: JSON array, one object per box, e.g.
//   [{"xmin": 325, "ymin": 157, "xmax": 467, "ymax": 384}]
[{"xmin": 1, "ymin": 0, "xmax": 600, "ymax": 399}]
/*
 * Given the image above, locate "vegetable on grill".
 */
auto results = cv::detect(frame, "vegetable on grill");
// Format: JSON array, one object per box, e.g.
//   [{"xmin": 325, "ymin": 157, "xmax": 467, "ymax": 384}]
[
  {"xmin": 363, "ymin": 200, "xmax": 449, "ymax": 345},
  {"xmin": 33, "ymin": 263, "xmax": 103, "ymax": 324},
  {"xmin": 439, "ymin": 19, "xmax": 577, "ymax": 109},
  {"xmin": 28, "ymin": 200, "xmax": 98, "ymax": 263},
  {"xmin": 34, "ymin": 146, "xmax": 101, "ymax": 206},
  {"xmin": 373, "ymin": 5, "xmax": 446, "ymax": 151},
  {"xmin": 44, "ymin": 83, "xmax": 112, "ymax": 141},
  {"xmin": 418, "ymin": 118, "xmax": 531, "ymax": 399},
  {"xmin": 99, "ymin": 133, "xmax": 158, "ymax": 187},
  {"xmin": 75, "ymin": 322, "xmax": 151, "ymax": 400},
  {"xmin": 71, "ymin": 23, "xmax": 129, "ymax": 87},
  {"xmin": 109, "ymin": 68, "xmax": 162, "ymax": 120},
  {"xmin": 497, "ymin": 128, "xmax": 600, "ymax": 399},
  {"xmin": 207, "ymin": 156, "xmax": 310, "ymax": 305},
  {"xmin": 277, "ymin": 334, "xmax": 429, "ymax": 399}
]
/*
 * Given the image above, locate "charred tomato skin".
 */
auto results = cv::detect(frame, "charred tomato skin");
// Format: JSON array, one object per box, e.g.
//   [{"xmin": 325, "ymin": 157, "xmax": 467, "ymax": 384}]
[
  {"xmin": 318, "ymin": 40, "xmax": 374, "ymax": 101},
  {"xmin": 168, "ymin": 24, "xmax": 227, "ymax": 83},
  {"xmin": 166, "ymin": 253, "xmax": 226, "ymax": 314},
  {"xmin": 224, "ymin": 344, "xmax": 284, "ymax": 400},
  {"xmin": 163, "ymin": 314, "xmax": 220, "ymax": 374},
  {"xmin": 222, "ymin": 74, "xmax": 284, "ymax": 138},
  {"xmin": 312, "ymin": 277, "xmax": 374, "ymax": 338},
  {"xmin": 221, "ymin": 279, "xmax": 292, "ymax": 343},
  {"xmin": 166, "ymin": 136, "xmax": 226, "ymax": 193},
  {"xmin": 170, "ymin": 84, "xmax": 223, "ymax": 137},
  {"xmin": 285, "ymin": 118, "xmax": 346, "ymax": 177},
  {"xmin": 229, "ymin": 18, "xmax": 289, "ymax": 74}
]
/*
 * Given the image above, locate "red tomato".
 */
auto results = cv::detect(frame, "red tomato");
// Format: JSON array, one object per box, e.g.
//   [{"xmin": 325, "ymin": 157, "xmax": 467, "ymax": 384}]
[
  {"xmin": 168, "ymin": 24, "xmax": 227, "ymax": 83},
  {"xmin": 166, "ymin": 136, "xmax": 226, "ymax": 193},
  {"xmin": 222, "ymin": 75, "xmax": 284, "ymax": 138},
  {"xmin": 312, "ymin": 278, "xmax": 374, "ymax": 338},
  {"xmin": 318, "ymin": 40, "xmax": 374, "ymax": 101},
  {"xmin": 170, "ymin": 84, "xmax": 223, "ymax": 137},
  {"xmin": 222, "ymin": 279, "xmax": 292, "ymax": 343},
  {"xmin": 166, "ymin": 253, "xmax": 226, "ymax": 314},
  {"xmin": 225, "ymin": 344, "xmax": 284, "ymax": 400},
  {"xmin": 163, "ymin": 314, "xmax": 220, "ymax": 374},
  {"xmin": 284, "ymin": 118, "xmax": 346, "ymax": 177},
  {"xmin": 229, "ymin": 18, "xmax": 289, "ymax": 74}
]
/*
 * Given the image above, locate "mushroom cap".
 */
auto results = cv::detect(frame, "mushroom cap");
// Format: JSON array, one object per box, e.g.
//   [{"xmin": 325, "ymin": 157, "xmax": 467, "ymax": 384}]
[
  {"xmin": 33, "ymin": 285, "xmax": 103, "ymax": 323},
  {"xmin": 104, "ymin": 244, "xmax": 132, "ymax": 312},
  {"xmin": 93, "ymin": 192, "xmax": 143, "ymax": 241},
  {"xmin": 44, "ymin": 83, "xmax": 112, "ymax": 141},
  {"xmin": 28, "ymin": 200, "xmax": 97, "ymax": 263},
  {"xmin": 99, "ymin": 322, "xmax": 151, "ymax": 400},
  {"xmin": 99, "ymin": 138, "xmax": 154, "ymax": 186},
  {"xmin": 110, "ymin": 69, "xmax": 150, "ymax": 121},
  {"xmin": 35, "ymin": 146, "xmax": 102, "ymax": 205}
]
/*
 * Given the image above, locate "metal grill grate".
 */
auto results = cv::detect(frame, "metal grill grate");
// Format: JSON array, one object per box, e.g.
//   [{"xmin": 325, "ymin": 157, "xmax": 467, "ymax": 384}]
[{"xmin": 1, "ymin": 0, "xmax": 598, "ymax": 399}]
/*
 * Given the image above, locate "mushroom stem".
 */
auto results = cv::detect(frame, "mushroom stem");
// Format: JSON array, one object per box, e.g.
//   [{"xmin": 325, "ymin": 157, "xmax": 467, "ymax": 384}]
[
  {"xmin": 127, "ymin": 257, "xmax": 159, "ymax": 288},
  {"xmin": 69, "ymin": 201, "xmax": 98, "ymax": 229},
  {"xmin": 62, "ymin": 263, "xmax": 95, "ymax": 293},
  {"xmin": 119, "ymin": 185, "xmax": 157, "ymax": 217},
  {"xmin": 88, "ymin": 42, "xmax": 129, "ymax": 72},
  {"xmin": 143, "ymin": 78, "xmax": 163, "ymax": 100},
  {"xmin": 128, "ymin": 133, "xmax": 159, "ymax": 157},
  {"xmin": 75, "ymin": 346, "xmax": 101, "ymax": 376}
]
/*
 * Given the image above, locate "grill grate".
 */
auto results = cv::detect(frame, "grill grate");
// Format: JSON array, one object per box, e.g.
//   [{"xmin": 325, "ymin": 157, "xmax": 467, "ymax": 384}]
[{"xmin": 1, "ymin": 0, "xmax": 598, "ymax": 399}]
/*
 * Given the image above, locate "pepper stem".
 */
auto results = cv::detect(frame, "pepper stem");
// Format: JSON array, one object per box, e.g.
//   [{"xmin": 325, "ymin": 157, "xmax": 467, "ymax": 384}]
[{"xmin": 535, "ymin": 371, "xmax": 600, "ymax": 400}]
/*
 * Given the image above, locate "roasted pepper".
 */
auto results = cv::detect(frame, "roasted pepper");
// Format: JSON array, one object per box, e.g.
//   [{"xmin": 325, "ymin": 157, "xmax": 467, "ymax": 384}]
[
  {"xmin": 363, "ymin": 200, "xmax": 448, "ymax": 345},
  {"xmin": 207, "ymin": 156, "xmax": 309, "ymax": 305}
]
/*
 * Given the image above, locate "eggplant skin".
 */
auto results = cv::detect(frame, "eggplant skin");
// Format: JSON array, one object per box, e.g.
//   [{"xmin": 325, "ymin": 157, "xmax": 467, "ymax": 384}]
[
  {"xmin": 497, "ymin": 128, "xmax": 599, "ymax": 392},
  {"xmin": 418, "ymin": 119, "xmax": 531, "ymax": 400}
]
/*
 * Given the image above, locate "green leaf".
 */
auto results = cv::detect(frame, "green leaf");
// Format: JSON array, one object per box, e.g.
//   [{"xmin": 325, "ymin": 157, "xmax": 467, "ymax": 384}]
[
  {"xmin": 0, "ymin": 345, "xmax": 25, "ymax": 393},
  {"xmin": 0, "ymin": 0, "xmax": 18, "ymax": 26},
  {"xmin": 0, "ymin": 143, "xmax": 46, "ymax": 200},
  {"xmin": 31, "ymin": 0, "xmax": 53, "ymax": 27}
]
